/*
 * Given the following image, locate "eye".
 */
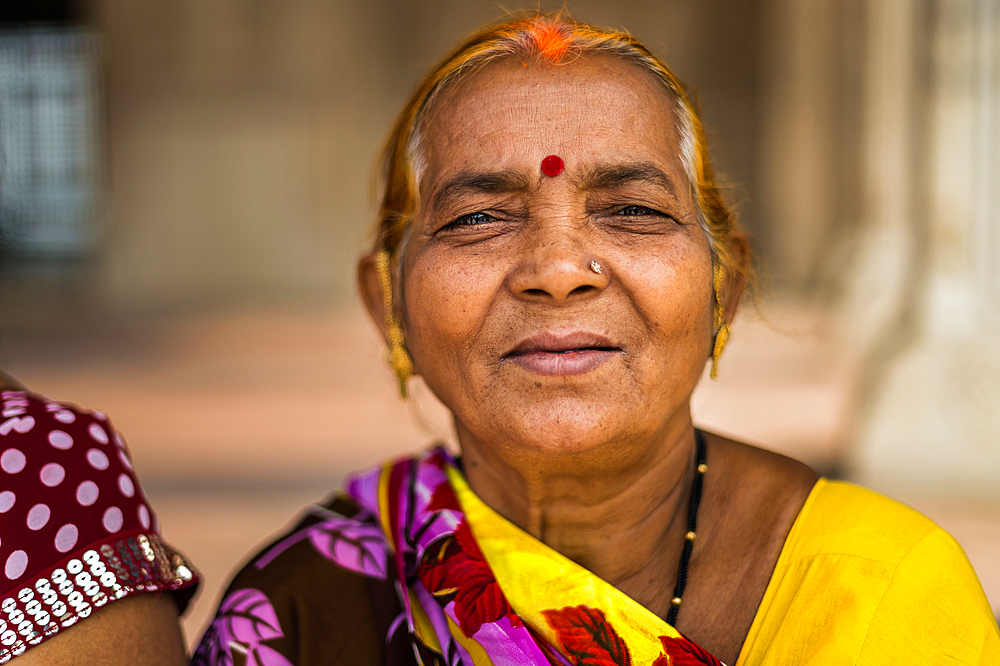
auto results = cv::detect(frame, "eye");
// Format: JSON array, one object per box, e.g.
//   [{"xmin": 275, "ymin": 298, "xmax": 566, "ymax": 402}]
[
  {"xmin": 617, "ymin": 205, "xmax": 659, "ymax": 217},
  {"xmin": 444, "ymin": 211, "xmax": 496, "ymax": 229}
]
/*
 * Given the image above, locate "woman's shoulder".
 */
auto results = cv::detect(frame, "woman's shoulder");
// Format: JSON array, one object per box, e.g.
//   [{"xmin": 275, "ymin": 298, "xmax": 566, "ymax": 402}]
[
  {"xmin": 740, "ymin": 478, "xmax": 1000, "ymax": 664},
  {"xmin": 208, "ymin": 496, "xmax": 394, "ymax": 617},
  {"xmin": 708, "ymin": 432, "xmax": 953, "ymax": 559},
  {"xmin": 193, "ymin": 495, "xmax": 412, "ymax": 666},
  {"xmin": 0, "ymin": 388, "xmax": 197, "ymax": 659},
  {"xmin": 709, "ymin": 430, "xmax": 948, "ymax": 553},
  {"xmin": 790, "ymin": 479, "xmax": 943, "ymax": 558}
]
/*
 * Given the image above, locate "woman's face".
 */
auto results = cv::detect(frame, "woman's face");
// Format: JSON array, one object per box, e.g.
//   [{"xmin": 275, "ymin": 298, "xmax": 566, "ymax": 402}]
[{"xmin": 390, "ymin": 55, "xmax": 714, "ymax": 458}]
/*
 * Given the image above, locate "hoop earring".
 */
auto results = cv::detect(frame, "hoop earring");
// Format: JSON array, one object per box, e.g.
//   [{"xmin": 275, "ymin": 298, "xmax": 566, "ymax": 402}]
[
  {"xmin": 374, "ymin": 250, "xmax": 414, "ymax": 399},
  {"xmin": 711, "ymin": 264, "xmax": 730, "ymax": 380}
]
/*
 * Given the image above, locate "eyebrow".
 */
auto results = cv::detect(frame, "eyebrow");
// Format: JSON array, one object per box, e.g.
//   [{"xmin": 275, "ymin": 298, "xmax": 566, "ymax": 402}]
[
  {"xmin": 430, "ymin": 169, "xmax": 533, "ymax": 213},
  {"xmin": 574, "ymin": 163, "xmax": 678, "ymax": 198},
  {"xmin": 428, "ymin": 162, "xmax": 679, "ymax": 213}
]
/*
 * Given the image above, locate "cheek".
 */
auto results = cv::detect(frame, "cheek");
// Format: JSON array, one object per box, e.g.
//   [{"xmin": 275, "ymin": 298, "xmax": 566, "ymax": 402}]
[
  {"xmin": 401, "ymin": 251, "xmax": 498, "ymax": 375},
  {"xmin": 621, "ymin": 242, "xmax": 714, "ymax": 342}
]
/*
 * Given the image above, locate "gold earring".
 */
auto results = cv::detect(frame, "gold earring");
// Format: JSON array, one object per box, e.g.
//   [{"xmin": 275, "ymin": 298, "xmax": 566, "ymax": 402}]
[
  {"xmin": 374, "ymin": 250, "xmax": 414, "ymax": 399},
  {"xmin": 711, "ymin": 264, "xmax": 729, "ymax": 380}
]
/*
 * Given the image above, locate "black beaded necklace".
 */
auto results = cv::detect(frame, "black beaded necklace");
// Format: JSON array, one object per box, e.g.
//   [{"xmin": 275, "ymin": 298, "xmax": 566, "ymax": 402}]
[{"xmin": 665, "ymin": 429, "xmax": 707, "ymax": 627}]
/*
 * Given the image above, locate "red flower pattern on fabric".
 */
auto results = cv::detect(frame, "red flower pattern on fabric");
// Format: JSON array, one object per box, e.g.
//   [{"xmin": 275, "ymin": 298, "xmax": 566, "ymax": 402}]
[
  {"xmin": 654, "ymin": 635, "xmax": 724, "ymax": 666},
  {"xmin": 426, "ymin": 481, "xmax": 462, "ymax": 513},
  {"xmin": 543, "ymin": 605, "xmax": 724, "ymax": 666},
  {"xmin": 542, "ymin": 606, "xmax": 632, "ymax": 666},
  {"xmin": 418, "ymin": 520, "xmax": 514, "ymax": 637}
]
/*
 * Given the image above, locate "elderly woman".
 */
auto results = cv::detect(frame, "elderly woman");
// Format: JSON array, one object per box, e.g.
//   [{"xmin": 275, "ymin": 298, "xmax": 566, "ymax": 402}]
[{"xmin": 194, "ymin": 13, "xmax": 998, "ymax": 666}]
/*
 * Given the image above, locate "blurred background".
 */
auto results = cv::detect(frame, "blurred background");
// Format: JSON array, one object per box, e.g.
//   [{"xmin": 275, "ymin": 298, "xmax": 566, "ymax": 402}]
[{"xmin": 1, "ymin": 0, "xmax": 998, "ymax": 646}]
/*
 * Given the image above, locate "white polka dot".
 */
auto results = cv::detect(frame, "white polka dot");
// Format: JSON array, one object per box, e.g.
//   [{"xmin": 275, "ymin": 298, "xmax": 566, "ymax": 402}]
[
  {"xmin": 88, "ymin": 423, "xmax": 109, "ymax": 444},
  {"xmin": 1, "ymin": 449, "xmax": 26, "ymax": 474},
  {"xmin": 92, "ymin": 410, "xmax": 107, "ymax": 421},
  {"xmin": 26, "ymin": 504, "xmax": 50, "ymax": 531},
  {"xmin": 54, "ymin": 524, "xmax": 78, "ymax": 553},
  {"xmin": 0, "ymin": 415, "xmax": 34, "ymax": 435},
  {"xmin": 102, "ymin": 506, "xmax": 123, "ymax": 533},
  {"xmin": 86, "ymin": 449, "xmax": 109, "ymax": 470},
  {"xmin": 138, "ymin": 504, "xmax": 150, "ymax": 529},
  {"xmin": 76, "ymin": 481, "xmax": 99, "ymax": 506},
  {"xmin": 117, "ymin": 474, "xmax": 135, "ymax": 498},
  {"xmin": 5, "ymin": 551, "xmax": 27, "ymax": 580},
  {"xmin": 39, "ymin": 463, "xmax": 65, "ymax": 487},
  {"xmin": 54, "ymin": 410, "xmax": 76, "ymax": 424},
  {"xmin": 0, "ymin": 491, "xmax": 15, "ymax": 513},
  {"xmin": 118, "ymin": 450, "xmax": 133, "ymax": 471},
  {"xmin": 48, "ymin": 430, "xmax": 73, "ymax": 450}
]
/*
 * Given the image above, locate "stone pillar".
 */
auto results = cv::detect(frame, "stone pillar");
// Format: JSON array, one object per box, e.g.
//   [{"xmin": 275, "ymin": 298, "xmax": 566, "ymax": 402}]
[
  {"xmin": 852, "ymin": 0, "xmax": 1000, "ymax": 494},
  {"xmin": 757, "ymin": 0, "xmax": 866, "ymax": 294}
]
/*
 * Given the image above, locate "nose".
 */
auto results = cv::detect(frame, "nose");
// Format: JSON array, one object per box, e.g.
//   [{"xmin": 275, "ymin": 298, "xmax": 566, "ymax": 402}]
[{"xmin": 507, "ymin": 223, "xmax": 609, "ymax": 303}]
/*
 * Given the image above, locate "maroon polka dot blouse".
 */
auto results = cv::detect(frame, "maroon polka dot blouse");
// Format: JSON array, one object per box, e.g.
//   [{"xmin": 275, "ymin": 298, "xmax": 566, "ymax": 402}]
[{"xmin": 0, "ymin": 389, "xmax": 198, "ymax": 660}]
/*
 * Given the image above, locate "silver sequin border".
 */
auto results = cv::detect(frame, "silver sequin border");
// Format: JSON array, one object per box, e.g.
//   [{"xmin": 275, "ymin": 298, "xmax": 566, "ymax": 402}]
[{"xmin": 0, "ymin": 531, "xmax": 196, "ymax": 662}]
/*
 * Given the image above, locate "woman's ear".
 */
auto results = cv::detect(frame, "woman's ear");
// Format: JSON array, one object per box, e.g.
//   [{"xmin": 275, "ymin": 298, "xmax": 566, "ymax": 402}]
[
  {"xmin": 723, "ymin": 232, "xmax": 750, "ymax": 323},
  {"xmin": 358, "ymin": 254, "xmax": 390, "ymax": 341}
]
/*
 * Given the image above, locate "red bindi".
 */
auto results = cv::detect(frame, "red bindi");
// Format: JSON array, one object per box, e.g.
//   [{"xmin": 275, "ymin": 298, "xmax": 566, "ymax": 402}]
[{"xmin": 541, "ymin": 155, "xmax": 564, "ymax": 177}]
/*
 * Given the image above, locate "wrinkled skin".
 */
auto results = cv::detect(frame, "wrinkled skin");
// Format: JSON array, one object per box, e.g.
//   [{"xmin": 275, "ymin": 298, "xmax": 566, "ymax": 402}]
[
  {"xmin": 402, "ymin": 56, "xmax": 713, "ymax": 472},
  {"xmin": 359, "ymin": 55, "xmax": 817, "ymax": 664},
  {"xmin": 383, "ymin": 55, "xmax": 721, "ymax": 575}
]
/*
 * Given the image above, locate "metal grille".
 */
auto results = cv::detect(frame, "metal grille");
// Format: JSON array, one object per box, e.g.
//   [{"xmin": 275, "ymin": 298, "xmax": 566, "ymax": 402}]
[{"xmin": 0, "ymin": 27, "xmax": 100, "ymax": 258}]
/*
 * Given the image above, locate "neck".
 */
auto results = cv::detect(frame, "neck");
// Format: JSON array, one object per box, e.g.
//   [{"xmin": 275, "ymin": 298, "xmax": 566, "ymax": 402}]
[{"xmin": 457, "ymin": 417, "xmax": 698, "ymax": 606}]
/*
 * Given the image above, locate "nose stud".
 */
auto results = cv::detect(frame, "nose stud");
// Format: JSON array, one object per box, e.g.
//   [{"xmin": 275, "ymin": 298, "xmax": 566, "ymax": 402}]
[{"xmin": 590, "ymin": 261, "xmax": 602, "ymax": 274}]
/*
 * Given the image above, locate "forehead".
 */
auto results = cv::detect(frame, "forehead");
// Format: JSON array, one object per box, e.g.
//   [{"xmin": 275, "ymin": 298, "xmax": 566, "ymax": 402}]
[{"xmin": 417, "ymin": 55, "xmax": 685, "ymax": 191}]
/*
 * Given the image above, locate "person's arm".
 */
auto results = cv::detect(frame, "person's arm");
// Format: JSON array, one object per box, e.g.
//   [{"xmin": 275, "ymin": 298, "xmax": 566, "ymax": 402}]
[
  {"xmin": 0, "ymin": 384, "xmax": 198, "ymax": 663},
  {"xmin": 856, "ymin": 527, "xmax": 999, "ymax": 664},
  {"xmin": 12, "ymin": 593, "xmax": 189, "ymax": 665}
]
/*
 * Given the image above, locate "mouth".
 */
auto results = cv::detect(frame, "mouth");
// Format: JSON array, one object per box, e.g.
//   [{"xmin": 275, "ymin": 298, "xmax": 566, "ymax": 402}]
[{"xmin": 503, "ymin": 332, "xmax": 622, "ymax": 376}]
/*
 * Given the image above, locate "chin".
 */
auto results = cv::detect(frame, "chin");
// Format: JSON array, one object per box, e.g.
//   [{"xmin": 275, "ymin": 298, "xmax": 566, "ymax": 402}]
[
  {"xmin": 514, "ymin": 432, "xmax": 608, "ymax": 457},
  {"xmin": 496, "ymin": 401, "xmax": 632, "ymax": 457}
]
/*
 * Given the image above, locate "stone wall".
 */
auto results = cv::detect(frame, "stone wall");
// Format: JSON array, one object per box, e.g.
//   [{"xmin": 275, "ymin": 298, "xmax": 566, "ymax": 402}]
[
  {"xmin": 89, "ymin": 0, "xmax": 767, "ymax": 312},
  {"xmin": 851, "ymin": 0, "xmax": 1000, "ymax": 493}
]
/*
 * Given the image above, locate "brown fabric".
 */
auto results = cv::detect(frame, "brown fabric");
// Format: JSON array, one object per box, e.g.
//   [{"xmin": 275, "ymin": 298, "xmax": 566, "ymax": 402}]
[{"xmin": 206, "ymin": 496, "xmax": 417, "ymax": 665}]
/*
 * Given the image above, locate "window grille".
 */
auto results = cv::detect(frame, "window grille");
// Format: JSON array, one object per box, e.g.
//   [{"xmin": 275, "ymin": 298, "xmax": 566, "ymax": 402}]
[{"xmin": 0, "ymin": 26, "xmax": 100, "ymax": 258}]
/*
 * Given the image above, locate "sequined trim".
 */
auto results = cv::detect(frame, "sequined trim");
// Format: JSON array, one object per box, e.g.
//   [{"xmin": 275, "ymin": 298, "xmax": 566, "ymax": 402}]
[{"xmin": 0, "ymin": 530, "xmax": 196, "ymax": 662}]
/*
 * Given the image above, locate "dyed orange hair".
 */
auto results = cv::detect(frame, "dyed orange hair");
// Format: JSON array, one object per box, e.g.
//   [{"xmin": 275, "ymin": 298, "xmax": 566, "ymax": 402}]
[{"xmin": 371, "ymin": 11, "xmax": 750, "ymax": 286}]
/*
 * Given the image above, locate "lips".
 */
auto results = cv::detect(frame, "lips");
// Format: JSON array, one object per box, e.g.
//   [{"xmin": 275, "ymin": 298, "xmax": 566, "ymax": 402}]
[{"xmin": 503, "ymin": 331, "xmax": 622, "ymax": 376}]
